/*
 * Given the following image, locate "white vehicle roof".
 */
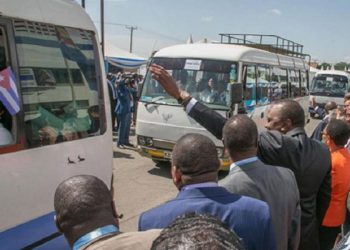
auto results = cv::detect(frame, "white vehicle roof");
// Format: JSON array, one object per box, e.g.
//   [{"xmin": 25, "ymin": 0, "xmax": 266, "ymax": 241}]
[
  {"xmin": 315, "ymin": 70, "xmax": 350, "ymax": 77},
  {"xmin": 0, "ymin": 0, "xmax": 95, "ymax": 31},
  {"xmin": 154, "ymin": 43, "xmax": 308, "ymax": 70}
]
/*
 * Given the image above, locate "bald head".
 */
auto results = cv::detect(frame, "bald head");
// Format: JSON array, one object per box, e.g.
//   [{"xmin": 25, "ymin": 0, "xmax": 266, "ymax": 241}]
[
  {"xmin": 223, "ymin": 115, "xmax": 258, "ymax": 159},
  {"xmin": 172, "ymin": 133, "xmax": 220, "ymax": 178},
  {"xmin": 325, "ymin": 101, "xmax": 337, "ymax": 114},
  {"xmin": 54, "ymin": 175, "xmax": 116, "ymax": 245},
  {"xmin": 265, "ymin": 100, "xmax": 305, "ymax": 133}
]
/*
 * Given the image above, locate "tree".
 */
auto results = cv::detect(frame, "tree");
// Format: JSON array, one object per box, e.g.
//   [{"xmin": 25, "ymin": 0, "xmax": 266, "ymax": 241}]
[
  {"xmin": 317, "ymin": 62, "xmax": 331, "ymax": 70},
  {"xmin": 334, "ymin": 62, "xmax": 348, "ymax": 71}
]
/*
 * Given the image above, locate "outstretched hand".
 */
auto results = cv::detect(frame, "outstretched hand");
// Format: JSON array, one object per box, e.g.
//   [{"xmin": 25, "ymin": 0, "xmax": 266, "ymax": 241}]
[{"xmin": 149, "ymin": 64, "xmax": 189, "ymax": 100}]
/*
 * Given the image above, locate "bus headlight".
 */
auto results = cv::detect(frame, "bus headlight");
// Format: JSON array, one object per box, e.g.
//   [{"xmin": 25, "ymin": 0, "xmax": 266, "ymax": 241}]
[
  {"xmin": 138, "ymin": 136, "xmax": 146, "ymax": 146},
  {"xmin": 138, "ymin": 136, "xmax": 153, "ymax": 146},
  {"xmin": 146, "ymin": 137, "xmax": 153, "ymax": 146}
]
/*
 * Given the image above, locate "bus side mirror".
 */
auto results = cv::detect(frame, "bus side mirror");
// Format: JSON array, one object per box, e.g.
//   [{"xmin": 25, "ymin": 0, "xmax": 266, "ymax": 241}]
[{"xmin": 229, "ymin": 83, "xmax": 243, "ymax": 104}]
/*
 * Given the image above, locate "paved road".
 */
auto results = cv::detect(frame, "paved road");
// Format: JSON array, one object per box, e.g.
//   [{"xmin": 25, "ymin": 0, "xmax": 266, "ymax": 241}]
[{"xmin": 113, "ymin": 118, "xmax": 320, "ymax": 232}]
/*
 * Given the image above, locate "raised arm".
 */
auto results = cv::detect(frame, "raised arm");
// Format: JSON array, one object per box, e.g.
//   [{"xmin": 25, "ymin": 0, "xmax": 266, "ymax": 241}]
[
  {"xmin": 150, "ymin": 64, "xmax": 190, "ymax": 101},
  {"xmin": 150, "ymin": 64, "xmax": 227, "ymax": 139}
]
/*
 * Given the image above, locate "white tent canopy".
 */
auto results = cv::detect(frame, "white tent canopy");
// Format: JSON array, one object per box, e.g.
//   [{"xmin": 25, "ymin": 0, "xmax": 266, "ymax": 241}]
[{"xmin": 105, "ymin": 42, "xmax": 147, "ymax": 69}]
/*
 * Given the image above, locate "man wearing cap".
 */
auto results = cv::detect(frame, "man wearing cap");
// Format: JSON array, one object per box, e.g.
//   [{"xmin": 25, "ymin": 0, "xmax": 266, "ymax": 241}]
[{"xmin": 139, "ymin": 133, "xmax": 276, "ymax": 250}]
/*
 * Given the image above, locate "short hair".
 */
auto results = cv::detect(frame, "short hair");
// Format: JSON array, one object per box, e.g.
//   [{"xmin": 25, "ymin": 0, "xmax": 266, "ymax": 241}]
[
  {"xmin": 54, "ymin": 175, "xmax": 112, "ymax": 231},
  {"xmin": 151, "ymin": 213, "xmax": 245, "ymax": 250},
  {"xmin": 324, "ymin": 101, "xmax": 337, "ymax": 112},
  {"xmin": 223, "ymin": 115, "xmax": 257, "ymax": 157},
  {"xmin": 270, "ymin": 100, "xmax": 305, "ymax": 127},
  {"xmin": 172, "ymin": 133, "xmax": 220, "ymax": 176},
  {"xmin": 344, "ymin": 93, "xmax": 350, "ymax": 101},
  {"xmin": 326, "ymin": 119, "xmax": 350, "ymax": 146}
]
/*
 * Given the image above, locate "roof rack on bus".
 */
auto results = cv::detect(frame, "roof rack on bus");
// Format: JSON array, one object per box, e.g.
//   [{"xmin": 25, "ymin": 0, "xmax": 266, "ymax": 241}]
[{"xmin": 218, "ymin": 34, "xmax": 308, "ymax": 59}]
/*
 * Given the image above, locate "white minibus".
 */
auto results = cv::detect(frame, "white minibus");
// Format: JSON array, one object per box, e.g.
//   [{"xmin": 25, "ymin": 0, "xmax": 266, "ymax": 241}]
[
  {"xmin": 309, "ymin": 70, "xmax": 350, "ymax": 117},
  {"xmin": 0, "ymin": 0, "xmax": 113, "ymax": 249},
  {"xmin": 136, "ymin": 43, "xmax": 310, "ymax": 170}
]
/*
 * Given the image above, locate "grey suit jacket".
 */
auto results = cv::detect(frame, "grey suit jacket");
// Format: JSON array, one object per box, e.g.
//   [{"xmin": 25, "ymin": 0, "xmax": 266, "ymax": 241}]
[{"xmin": 220, "ymin": 159, "xmax": 300, "ymax": 250}]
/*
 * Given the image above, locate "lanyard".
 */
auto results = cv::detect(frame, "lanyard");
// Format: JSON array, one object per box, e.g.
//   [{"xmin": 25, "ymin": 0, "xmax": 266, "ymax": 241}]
[{"xmin": 73, "ymin": 225, "xmax": 119, "ymax": 250}]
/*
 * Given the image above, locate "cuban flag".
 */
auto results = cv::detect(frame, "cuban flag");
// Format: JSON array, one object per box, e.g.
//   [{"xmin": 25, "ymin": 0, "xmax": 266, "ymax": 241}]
[{"xmin": 0, "ymin": 67, "xmax": 20, "ymax": 115}]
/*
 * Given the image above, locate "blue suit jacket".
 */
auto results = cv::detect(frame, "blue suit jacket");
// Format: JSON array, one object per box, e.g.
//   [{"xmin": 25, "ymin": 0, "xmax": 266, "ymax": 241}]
[
  {"xmin": 115, "ymin": 85, "xmax": 131, "ymax": 115},
  {"xmin": 138, "ymin": 186, "xmax": 276, "ymax": 250}
]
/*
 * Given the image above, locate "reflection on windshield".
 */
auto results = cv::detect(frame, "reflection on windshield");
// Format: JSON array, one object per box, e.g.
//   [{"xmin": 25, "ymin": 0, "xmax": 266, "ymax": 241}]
[
  {"xmin": 311, "ymin": 74, "xmax": 348, "ymax": 97},
  {"xmin": 141, "ymin": 58, "xmax": 237, "ymax": 109}
]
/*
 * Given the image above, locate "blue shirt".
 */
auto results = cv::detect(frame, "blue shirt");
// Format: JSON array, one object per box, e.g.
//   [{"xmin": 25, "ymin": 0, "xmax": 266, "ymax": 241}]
[
  {"xmin": 229, "ymin": 157, "xmax": 258, "ymax": 172},
  {"xmin": 181, "ymin": 182, "xmax": 218, "ymax": 191}
]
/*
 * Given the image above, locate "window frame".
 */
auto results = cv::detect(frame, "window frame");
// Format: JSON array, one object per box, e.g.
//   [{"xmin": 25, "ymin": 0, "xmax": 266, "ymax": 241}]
[{"xmin": 0, "ymin": 18, "xmax": 24, "ymax": 154}]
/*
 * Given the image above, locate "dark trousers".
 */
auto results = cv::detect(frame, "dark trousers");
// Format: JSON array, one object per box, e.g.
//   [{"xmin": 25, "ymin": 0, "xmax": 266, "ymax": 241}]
[
  {"xmin": 319, "ymin": 225, "xmax": 341, "ymax": 250},
  {"xmin": 111, "ymin": 100, "xmax": 116, "ymax": 129}
]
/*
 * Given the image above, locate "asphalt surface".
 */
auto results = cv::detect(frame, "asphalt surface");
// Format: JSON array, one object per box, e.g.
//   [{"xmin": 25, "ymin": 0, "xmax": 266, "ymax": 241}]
[{"xmin": 112, "ymin": 118, "xmax": 320, "ymax": 232}]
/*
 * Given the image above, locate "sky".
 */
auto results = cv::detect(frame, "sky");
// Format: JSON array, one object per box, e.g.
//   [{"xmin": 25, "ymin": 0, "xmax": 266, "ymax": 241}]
[{"xmin": 77, "ymin": 0, "xmax": 350, "ymax": 64}]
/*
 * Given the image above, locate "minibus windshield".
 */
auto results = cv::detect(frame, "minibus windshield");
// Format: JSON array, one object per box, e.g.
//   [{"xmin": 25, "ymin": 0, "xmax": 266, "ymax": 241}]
[
  {"xmin": 141, "ymin": 58, "xmax": 237, "ymax": 109},
  {"xmin": 311, "ymin": 74, "xmax": 348, "ymax": 97}
]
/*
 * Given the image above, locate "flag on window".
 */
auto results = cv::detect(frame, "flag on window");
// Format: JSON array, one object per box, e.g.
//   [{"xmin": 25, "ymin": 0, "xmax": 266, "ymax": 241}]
[{"xmin": 0, "ymin": 67, "xmax": 20, "ymax": 115}]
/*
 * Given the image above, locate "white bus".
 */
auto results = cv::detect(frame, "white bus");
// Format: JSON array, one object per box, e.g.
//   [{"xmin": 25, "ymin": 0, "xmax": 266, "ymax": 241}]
[
  {"xmin": 309, "ymin": 70, "xmax": 350, "ymax": 116},
  {"xmin": 136, "ymin": 43, "xmax": 309, "ymax": 170},
  {"xmin": 0, "ymin": 0, "xmax": 113, "ymax": 249}
]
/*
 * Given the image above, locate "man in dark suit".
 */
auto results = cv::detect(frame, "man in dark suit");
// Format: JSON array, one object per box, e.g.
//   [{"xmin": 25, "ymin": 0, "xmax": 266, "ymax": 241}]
[
  {"xmin": 139, "ymin": 133, "xmax": 276, "ymax": 250},
  {"xmin": 220, "ymin": 114, "xmax": 300, "ymax": 250},
  {"xmin": 149, "ymin": 64, "xmax": 331, "ymax": 250}
]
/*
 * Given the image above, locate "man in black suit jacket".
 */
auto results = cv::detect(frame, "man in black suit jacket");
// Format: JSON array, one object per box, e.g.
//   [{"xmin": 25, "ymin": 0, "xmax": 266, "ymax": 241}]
[{"xmin": 149, "ymin": 64, "xmax": 331, "ymax": 250}]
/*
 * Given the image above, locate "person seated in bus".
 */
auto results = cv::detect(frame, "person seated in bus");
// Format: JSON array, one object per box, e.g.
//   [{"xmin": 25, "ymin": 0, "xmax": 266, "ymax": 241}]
[
  {"xmin": 199, "ymin": 78, "xmax": 219, "ymax": 103},
  {"xmin": 0, "ymin": 102, "xmax": 13, "ymax": 146},
  {"xmin": 185, "ymin": 79, "xmax": 206, "ymax": 100},
  {"xmin": 54, "ymin": 175, "xmax": 161, "ymax": 250}
]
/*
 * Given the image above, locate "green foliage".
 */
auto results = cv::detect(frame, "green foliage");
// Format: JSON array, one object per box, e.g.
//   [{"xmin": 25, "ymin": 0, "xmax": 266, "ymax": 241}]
[{"xmin": 316, "ymin": 62, "xmax": 350, "ymax": 71}]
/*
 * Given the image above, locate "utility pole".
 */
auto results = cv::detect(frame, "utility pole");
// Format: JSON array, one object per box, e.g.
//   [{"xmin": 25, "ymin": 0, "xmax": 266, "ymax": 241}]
[{"xmin": 126, "ymin": 26, "xmax": 137, "ymax": 53}]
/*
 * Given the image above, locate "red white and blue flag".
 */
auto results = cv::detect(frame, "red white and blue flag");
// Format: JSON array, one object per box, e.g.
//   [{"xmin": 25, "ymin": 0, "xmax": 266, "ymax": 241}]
[{"xmin": 0, "ymin": 67, "xmax": 20, "ymax": 115}]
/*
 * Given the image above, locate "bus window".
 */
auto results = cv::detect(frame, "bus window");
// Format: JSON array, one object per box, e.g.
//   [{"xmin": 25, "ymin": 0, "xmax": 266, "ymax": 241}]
[
  {"xmin": 300, "ymin": 71, "xmax": 308, "ymax": 96},
  {"xmin": 257, "ymin": 66, "xmax": 270, "ymax": 105},
  {"xmin": 289, "ymin": 70, "xmax": 300, "ymax": 98},
  {"xmin": 14, "ymin": 21, "xmax": 105, "ymax": 148},
  {"xmin": 271, "ymin": 67, "xmax": 288, "ymax": 101},
  {"xmin": 243, "ymin": 65, "xmax": 257, "ymax": 112}
]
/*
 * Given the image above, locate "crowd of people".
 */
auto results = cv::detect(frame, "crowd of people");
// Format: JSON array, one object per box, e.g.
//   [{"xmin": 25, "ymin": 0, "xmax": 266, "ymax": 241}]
[{"xmin": 54, "ymin": 64, "xmax": 350, "ymax": 250}]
